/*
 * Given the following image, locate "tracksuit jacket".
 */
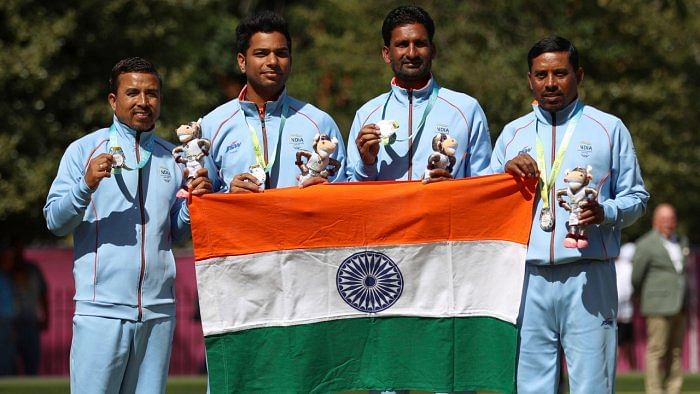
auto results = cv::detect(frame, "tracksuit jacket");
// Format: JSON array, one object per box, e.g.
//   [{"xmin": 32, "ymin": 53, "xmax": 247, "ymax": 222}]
[
  {"xmin": 44, "ymin": 117, "xmax": 190, "ymax": 321},
  {"xmin": 346, "ymin": 76, "xmax": 493, "ymax": 181},
  {"xmin": 490, "ymin": 99, "xmax": 649, "ymax": 264},
  {"xmin": 201, "ymin": 86, "xmax": 346, "ymax": 191}
]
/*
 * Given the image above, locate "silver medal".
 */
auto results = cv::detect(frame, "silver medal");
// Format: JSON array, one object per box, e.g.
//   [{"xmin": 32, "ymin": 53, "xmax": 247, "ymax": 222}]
[
  {"xmin": 110, "ymin": 146, "xmax": 126, "ymax": 169},
  {"xmin": 539, "ymin": 207, "xmax": 554, "ymax": 232},
  {"xmin": 249, "ymin": 164, "xmax": 266, "ymax": 191}
]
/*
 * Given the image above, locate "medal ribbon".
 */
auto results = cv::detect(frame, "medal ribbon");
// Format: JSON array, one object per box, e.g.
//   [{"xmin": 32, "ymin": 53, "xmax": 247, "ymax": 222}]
[
  {"xmin": 381, "ymin": 82, "xmax": 439, "ymax": 144},
  {"xmin": 534, "ymin": 101, "xmax": 584, "ymax": 210},
  {"xmin": 108, "ymin": 123, "xmax": 153, "ymax": 174},
  {"xmin": 245, "ymin": 101, "xmax": 289, "ymax": 173}
]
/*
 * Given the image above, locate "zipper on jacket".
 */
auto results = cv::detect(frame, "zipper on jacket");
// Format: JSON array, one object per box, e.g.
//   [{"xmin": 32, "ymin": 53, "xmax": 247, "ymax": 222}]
[
  {"xmin": 258, "ymin": 104, "xmax": 271, "ymax": 189},
  {"xmin": 259, "ymin": 104, "xmax": 268, "ymax": 164},
  {"xmin": 407, "ymin": 90, "xmax": 413, "ymax": 180},
  {"xmin": 549, "ymin": 113, "xmax": 556, "ymax": 265},
  {"xmin": 136, "ymin": 133, "xmax": 146, "ymax": 321}
]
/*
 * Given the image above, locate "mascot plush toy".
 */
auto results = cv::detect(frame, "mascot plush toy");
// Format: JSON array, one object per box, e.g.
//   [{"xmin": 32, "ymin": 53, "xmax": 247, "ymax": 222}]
[
  {"xmin": 556, "ymin": 165, "xmax": 598, "ymax": 248},
  {"xmin": 424, "ymin": 133, "xmax": 458, "ymax": 180},
  {"xmin": 172, "ymin": 118, "xmax": 211, "ymax": 180},
  {"xmin": 295, "ymin": 133, "xmax": 341, "ymax": 187}
]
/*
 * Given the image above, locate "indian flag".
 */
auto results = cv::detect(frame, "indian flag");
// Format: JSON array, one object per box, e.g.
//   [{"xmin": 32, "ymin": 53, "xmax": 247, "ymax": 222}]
[{"xmin": 191, "ymin": 174, "xmax": 536, "ymax": 393}]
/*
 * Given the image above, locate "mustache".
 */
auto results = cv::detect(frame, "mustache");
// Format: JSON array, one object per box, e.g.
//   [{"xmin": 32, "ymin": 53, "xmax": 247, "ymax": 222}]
[{"xmin": 401, "ymin": 58, "xmax": 424, "ymax": 65}]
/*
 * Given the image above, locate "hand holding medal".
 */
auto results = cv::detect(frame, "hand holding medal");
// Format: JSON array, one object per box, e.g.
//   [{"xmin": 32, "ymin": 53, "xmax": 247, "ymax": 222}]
[
  {"xmin": 504, "ymin": 153, "xmax": 549, "ymax": 230},
  {"xmin": 228, "ymin": 167, "xmax": 266, "ymax": 194},
  {"xmin": 85, "ymin": 153, "xmax": 115, "ymax": 190},
  {"xmin": 249, "ymin": 165, "xmax": 267, "ymax": 191}
]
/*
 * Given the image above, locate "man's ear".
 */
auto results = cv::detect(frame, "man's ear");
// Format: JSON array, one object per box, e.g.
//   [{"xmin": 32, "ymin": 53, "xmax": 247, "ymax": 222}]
[
  {"xmin": 527, "ymin": 72, "xmax": 534, "ymax": 91},
  {"xmin": 108, "ymin": 92, "xmax": 117, "ymax": 112},
  {"xmin": 576, "ymin": 67, "xmax": 585, "ymax": 85},
  {"xmin": 382, "ymin": 46, "xmax": 391, "ymax": 65},
  {"xmin": 237, "ymin": 52, "xmax": 246, "ymax": 73}
]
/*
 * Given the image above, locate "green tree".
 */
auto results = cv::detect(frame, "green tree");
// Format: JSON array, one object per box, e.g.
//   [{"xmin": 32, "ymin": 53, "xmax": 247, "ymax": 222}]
[
  {"xmin": 284, "ymin": 0, "xmax": 700, "ymax": 242},
  {"xmin": 0, "ymin": 0, "xmax": 238, "ymax": 241},
  {"xmin": 2, "ymin": 0, "xmax": 699, "ymax": 244}
]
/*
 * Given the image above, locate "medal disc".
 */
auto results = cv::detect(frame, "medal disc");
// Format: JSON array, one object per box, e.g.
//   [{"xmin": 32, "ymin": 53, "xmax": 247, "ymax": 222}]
[
  {"xmin": 539, "ymin": 208, "xmax": 554, "ymax": 232},
  {"xmin": 110, "ymin": 147, "xmax": 126, "ymax": 168},
  {"xmin": 249, "ymin": 165, "xmax": 266, "ymax": 191}
]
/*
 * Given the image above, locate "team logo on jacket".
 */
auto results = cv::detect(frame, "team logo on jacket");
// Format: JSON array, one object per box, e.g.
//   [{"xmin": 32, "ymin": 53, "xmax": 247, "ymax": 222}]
[
  {"xmin": 577, "ymin": 141, "xmax": 593, "ymax": 158},
  {"xmin": 225, "ymin": 140, "xmax": 242, "ymax": 154},
  {"xmin": 518, "ymin": 146, "xmax": 532, "ymax": 155},
  {"xmin": 336, "ymin": 251, "xmax": 403, "ymax": 313},
  {"xmin": 159, "ymin": 166, "xmax": 172, "ymax": 183},
  {"xmin": 435, "ymin": 124, "xmax": 450, "ymax": 134},
  {"xmin": 289, "ymin": 133, "xmax": 305, "ymax": 149}
]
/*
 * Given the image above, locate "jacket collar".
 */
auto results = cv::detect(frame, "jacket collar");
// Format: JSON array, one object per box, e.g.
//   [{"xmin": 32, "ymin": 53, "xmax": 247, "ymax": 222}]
[
  {"xmin": 532, "ymin": 97, "xmax": 582, "ymax": 126},
  {"xmin": 238, "ymin": 85, "xmax": 288, "ymax": 118},
  {"xmin": 389, "ymin": 75, "xmax": 438, "ymax": 107},
  {"xmin": 111, "ymin": 115, "xmax": 154, "ymax": 143},
  {"xmin": 654, "ymin": 229, "xmax": 680, "ymax": 244}
]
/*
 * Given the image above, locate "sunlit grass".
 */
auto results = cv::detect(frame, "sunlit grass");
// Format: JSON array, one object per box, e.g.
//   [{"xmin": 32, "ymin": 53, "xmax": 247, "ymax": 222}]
[{"xmin": 2, "ymin": 374, "xmax": 700, "ymax": 393}]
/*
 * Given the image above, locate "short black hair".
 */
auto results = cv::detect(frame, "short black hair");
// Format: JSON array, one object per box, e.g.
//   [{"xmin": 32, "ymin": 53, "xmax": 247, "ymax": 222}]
[
  {"xmin": 527, "ymin": 36, "xmax": 580, "ymax": 71},
  {"xmin": 236, "ymin": 11, "xmax": 292, "ymax": 55},
  {"xmin": 109, "ymin": 57, "xmax": 162, "ymax": 94},
  {"xmin": 382, "ymin": 5, "xmax": 435, "ymax": 46}
]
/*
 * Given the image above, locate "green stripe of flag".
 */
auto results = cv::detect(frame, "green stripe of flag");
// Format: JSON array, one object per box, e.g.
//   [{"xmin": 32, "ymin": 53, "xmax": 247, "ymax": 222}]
[{"xmin": 205, "ymin": 316, "xmax": 516, "ymax": 393}]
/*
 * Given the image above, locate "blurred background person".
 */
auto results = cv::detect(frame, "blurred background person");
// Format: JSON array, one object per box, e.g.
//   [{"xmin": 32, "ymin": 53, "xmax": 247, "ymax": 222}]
[
  {"xmin": 633, "ymin": 203, "xmax": 689, "ymax": 394},
  {"xmin": 616, "ymin": 242, "xmax": 637, "ymax": 370},
  {"xmin": 8, "ymin": 238, "xmax": 49, "ymax": 375},
  {"xmin": 0, "ymin": 244, "xmax": 16, "ymax": 375}
]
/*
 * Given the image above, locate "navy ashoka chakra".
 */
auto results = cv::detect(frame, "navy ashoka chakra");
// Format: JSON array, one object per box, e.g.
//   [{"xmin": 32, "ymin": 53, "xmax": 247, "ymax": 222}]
[{"xmin": 336, "ymin": 251, "xmax": 403, "ymax": 313}]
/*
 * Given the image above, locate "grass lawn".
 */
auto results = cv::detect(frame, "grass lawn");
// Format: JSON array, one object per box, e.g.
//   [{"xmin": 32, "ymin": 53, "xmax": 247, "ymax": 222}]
[{"xmin": 2, "ymin": 374, "xmax": 700, "ymax": 393}]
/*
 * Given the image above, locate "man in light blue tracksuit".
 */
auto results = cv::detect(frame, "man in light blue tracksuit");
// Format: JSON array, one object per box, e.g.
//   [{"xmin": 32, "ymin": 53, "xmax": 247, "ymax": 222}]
[
  {"xmin": 347, "ymin": 6, "xmax": 491, "ymax": 184},
  {"xmin": 202, "ymin": 11, "xmax": 345, "ymax": 193},
  {"xmin": 349, "ymin": 5, "xmax": 491, "ymax": 394},
  {"xmin": 491, "ymin": 36, "xmax": 649, "ymax": 393},
  {"xmin": 44, "ymin": 57, "xmax": 211, "ymax": 394}
]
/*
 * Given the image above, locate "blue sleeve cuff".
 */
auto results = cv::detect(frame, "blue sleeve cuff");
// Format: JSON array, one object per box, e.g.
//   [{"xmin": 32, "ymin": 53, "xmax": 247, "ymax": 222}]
[
  {"xmin": 602, "ymin": 201, "xmax": 618, "ymax": 226},
  {"xmin": 75, "ymin": 178, "xmax": 96, "ymax": 206},
  {"xmin": 179, "ymin": 200, "xmax": 191, "ymax": 224},
  {"xmin": 354, "ymin": 162, "xmax": 378, "ymax": 181}
]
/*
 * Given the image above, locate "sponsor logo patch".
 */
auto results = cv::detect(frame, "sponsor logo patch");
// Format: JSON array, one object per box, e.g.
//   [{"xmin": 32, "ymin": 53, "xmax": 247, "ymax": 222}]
[
  {"xmin": 225, "ymin": 140, "xmax": 242, "ymax": 153},
  {"xmin": 518, "ymin": 146, "xmax": 532, "ymax": 155}
]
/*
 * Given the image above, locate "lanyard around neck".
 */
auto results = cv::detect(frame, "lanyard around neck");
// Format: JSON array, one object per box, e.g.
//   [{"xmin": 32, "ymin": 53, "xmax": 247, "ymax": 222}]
[
  {"xmin": 108, "ymin": 123, "xmax": 153, "ymax": 173},
  {"xmin": 534, "ymin": 101, "xmax": 584, "ymax": 210},
  {"xmin": 381, "ymin": 82, "xmax": 439, "ymax": 145},
  {"xmin": 244, "ymin": 101, "xmax": 289, "ymax": 173}
]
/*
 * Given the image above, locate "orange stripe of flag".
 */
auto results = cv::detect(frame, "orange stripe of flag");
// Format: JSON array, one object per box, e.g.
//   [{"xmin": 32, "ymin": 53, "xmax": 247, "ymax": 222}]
[{"xmin": 190, "ymin": 174, "xmax": 537, "ymax": 261}]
